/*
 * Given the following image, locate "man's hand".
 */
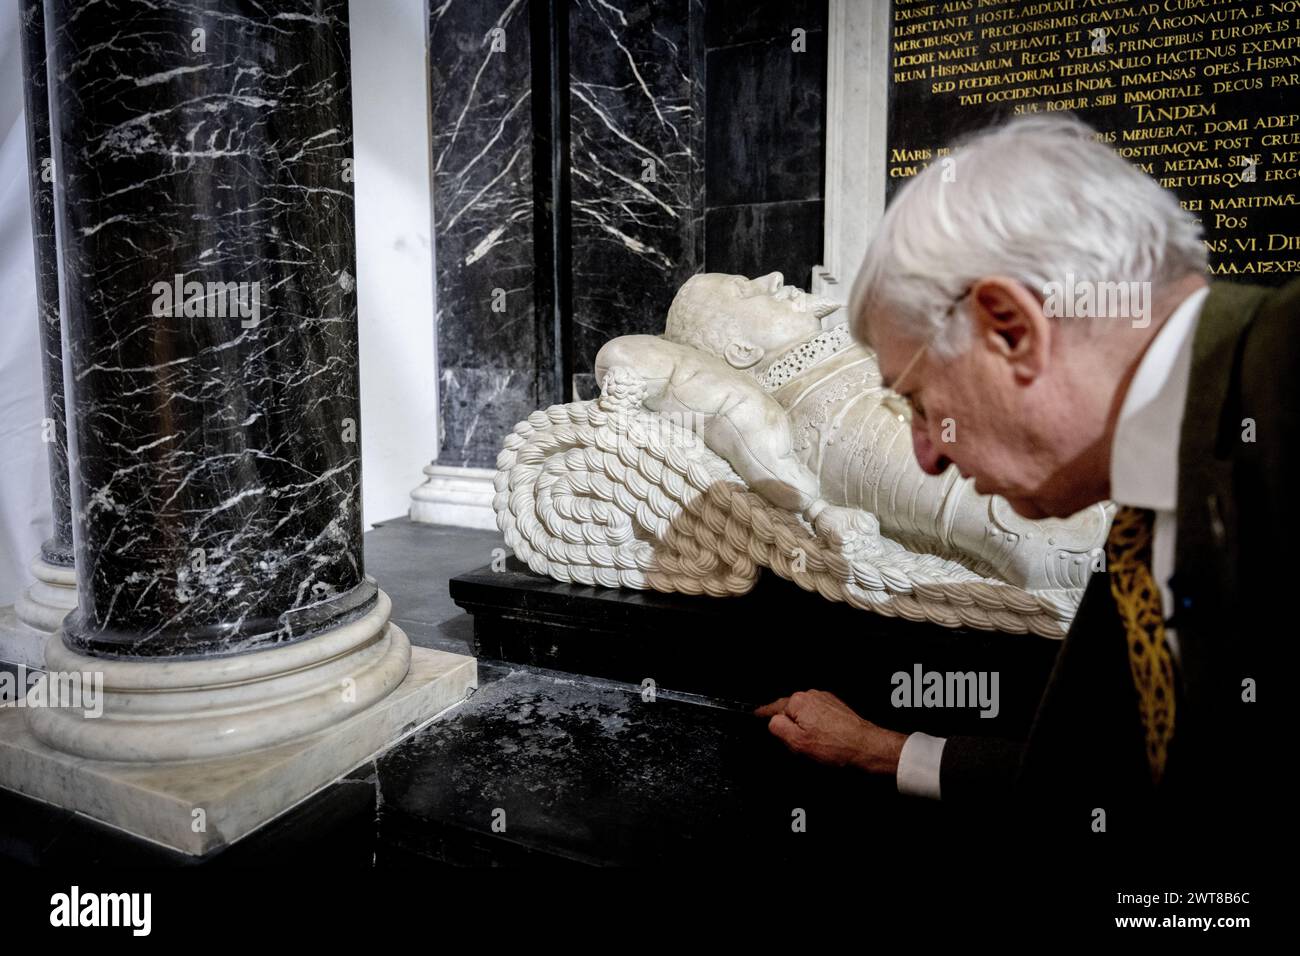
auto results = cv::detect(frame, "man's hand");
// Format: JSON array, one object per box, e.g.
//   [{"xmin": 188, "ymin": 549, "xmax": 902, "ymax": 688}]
[{"xmin": 755, "ymin": 690, "xmax": 907, "ymax": 776}]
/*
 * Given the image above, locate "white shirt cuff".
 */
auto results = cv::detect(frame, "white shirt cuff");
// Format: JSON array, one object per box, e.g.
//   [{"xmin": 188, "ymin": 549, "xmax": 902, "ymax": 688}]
[{"xmin": 896, "ymin": 732, "xmax": 945, "ymax": 800}]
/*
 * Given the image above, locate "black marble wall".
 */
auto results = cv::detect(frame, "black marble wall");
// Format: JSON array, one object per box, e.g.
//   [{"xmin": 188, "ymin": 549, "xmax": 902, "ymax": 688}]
[
  {"xmin": 17, "ymin": 0, "xmax": 72, "ymax": 568},
  {"xmin": 568, "ymin": 0, "xmax": 704, "ymax": 399},
  {"xmin": 428, "ymin": 0, "xmax": 827, "ymax": 467},
  {"xmin": 45, "ymin": 0, "xmax": 372, "ymax": 658},
  {"xmin": 429, "ymin": 0, "xmax": 540, "ymax": 468},
  {"xmin": 703, "ymin": 0, "xmax": 827, "ymax": 289}
]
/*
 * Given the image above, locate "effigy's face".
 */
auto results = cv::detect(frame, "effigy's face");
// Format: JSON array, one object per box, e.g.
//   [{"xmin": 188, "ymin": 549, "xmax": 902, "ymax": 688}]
[{"xmin": 696, "ymin": 272, "xmax": 833, "ymax": 355}]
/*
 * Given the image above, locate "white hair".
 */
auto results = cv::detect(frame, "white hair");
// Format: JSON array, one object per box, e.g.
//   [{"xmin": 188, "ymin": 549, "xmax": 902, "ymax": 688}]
[{"xmin": 848, "ymin": 114, "xmax": 1208, "ymax": 357}]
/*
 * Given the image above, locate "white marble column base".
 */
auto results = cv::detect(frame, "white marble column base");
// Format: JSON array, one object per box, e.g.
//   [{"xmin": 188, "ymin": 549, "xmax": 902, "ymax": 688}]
[
  {"xmin": 0, "ymin": 606, "xmax": 50, "ymax": 669},
  {"xmin": 410, "ymin": 463, "xmax": 498, "ymax": 529},
  {"xmin": 29, "ymin": 591, "xmax": 423, "ymax": 762},
  {"xmin": 1, "ymin": 557, "xmax": 78, "ymax": 667},
  {"xmin": 15, "ymin": 556, "xmax": 78, "ymax": 633},
  {"xmin": 0, "ymin": 645, "xmax": 475, "ymax": 856}
]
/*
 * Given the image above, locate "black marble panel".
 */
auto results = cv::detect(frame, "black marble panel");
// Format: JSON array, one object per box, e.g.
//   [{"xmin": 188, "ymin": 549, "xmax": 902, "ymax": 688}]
[
  {"xmin": 17, "ymin": 0, "xmax": 72, "ymax": 567},
  {"xmin": 704, "ymin": 199, "xmax": 824, "ymax": 290},
  {"xmin": 704, "ymin": 31, "xmax": 826, "ymax": 207},
  {"xmin": 568, "ymin": 0, "xmax": 704, "ymax": 374},
  {"xmin": 430, "ymin": 0, "xmax": 540, "ymax": 468},
  {"xmin": 45, "ymin": 0, "xmax": 371, "ymax": 658},
  {"xmin": 451, "ymin": 559, "xmax": 1059, "ymax": 737},
  {"xmin": 704, "ymin": 0, "xmax": 827, "ymax": 47}
]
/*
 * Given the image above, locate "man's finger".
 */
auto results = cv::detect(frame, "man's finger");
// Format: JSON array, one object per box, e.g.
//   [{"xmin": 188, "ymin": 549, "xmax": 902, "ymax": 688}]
[
  {"xmin": 767, "ymin": 713, "xmax": 808, "ymax": 749},
  {"xmin": 753, "ymin": 697, "xmax": 789, "ymax": 718}
]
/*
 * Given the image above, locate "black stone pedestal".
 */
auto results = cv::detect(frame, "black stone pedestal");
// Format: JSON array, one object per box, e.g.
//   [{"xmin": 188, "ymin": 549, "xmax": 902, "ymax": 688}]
[
  {"xmin": 374, "ymin": 666, "xmax": 952, "ymax": 867},
  {"xmin": 450, "ymin": 559, "xmax": 1063, "ymax": 742}
]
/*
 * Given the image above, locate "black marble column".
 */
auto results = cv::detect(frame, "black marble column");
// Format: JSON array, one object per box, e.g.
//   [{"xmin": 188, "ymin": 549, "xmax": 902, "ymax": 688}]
[
  {"xmin": 17, "ymin": 0, "xmax": 72, "ymax": 570},
  {"xmin": 429, "ymin": 0, "xmax": 541, "ymax": 468},
  {"xmin": 44, "ymin": 0, "xmax": 372, "ymax": 659}
]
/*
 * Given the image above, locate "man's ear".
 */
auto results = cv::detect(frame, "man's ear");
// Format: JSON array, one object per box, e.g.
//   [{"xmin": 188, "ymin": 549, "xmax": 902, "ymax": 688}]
[
  {"xmin": 723, "ymin": 341, "xmax": 764, "ymax": 369},
  {"xmin": 969, "ymin": 277, "xmax": 1050, "ymax": 382}
]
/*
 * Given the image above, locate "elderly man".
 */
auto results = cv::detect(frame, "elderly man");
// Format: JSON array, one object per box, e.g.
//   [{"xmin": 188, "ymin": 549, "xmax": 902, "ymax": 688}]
[{"xmin": 757, "ymin": 114, "xmax": 1287, "ymax": 838}]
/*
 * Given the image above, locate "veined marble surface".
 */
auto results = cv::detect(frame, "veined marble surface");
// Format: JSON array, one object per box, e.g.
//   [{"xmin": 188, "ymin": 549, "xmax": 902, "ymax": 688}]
[
  {"xmin": 429, "ymin": 0, "xmax": 708, "ymax": 464},
  {"xmin": 568, "ymin": 0, "xmax": 705, "ymax": 397},
  {"xmin": 429, "ymin": 0, "xmax": 541, "ymax": 468},
  {"xmin": 17, "ymin": 0, "xmax": 72, "ymax": 568},
  {"xmin": 428, "ymin": 1, "xmax": 829, "ymax": 465},
  {"xmin": 45, "ymin": 0, "xmax": 369, "ymax": 657}
]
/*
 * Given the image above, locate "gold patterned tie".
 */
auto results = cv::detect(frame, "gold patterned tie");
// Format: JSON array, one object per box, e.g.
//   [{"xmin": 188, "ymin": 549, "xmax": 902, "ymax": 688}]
[{"xmin": 1104, "ymin": 505, "xmax": 1176, "ymax": 784}]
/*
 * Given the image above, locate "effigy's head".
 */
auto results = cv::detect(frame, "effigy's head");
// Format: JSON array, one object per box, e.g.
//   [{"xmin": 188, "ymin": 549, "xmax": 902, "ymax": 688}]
[{"xmin": 664, "ymin": 272, "xmax": 841, "ymax": 371}]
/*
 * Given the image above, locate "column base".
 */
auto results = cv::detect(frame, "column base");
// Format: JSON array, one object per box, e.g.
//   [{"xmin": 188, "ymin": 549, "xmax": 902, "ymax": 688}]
[
  {"xmin": 28, "ymin": 590, "xmax": 432, "ymax": 762},
  {"xmin": 0, "ymin": 644, "xmax": 475, "ymax": 856},
  {"xmin": 15, "ymin": 555, "xmax": 77, "ymax": 632},
  {"xmin": 2, "ymin": 556, "xmax": 78, "ymax": 666},
  {"xmin": 0, "ymin": 606, "xmax": 48, "ymax": 669},
  {"xmin": 410, "ymin": 463, "xmax": 498, "ymax": 529}
]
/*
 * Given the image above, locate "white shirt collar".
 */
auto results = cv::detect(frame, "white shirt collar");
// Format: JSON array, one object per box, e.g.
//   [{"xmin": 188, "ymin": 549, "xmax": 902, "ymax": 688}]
[{"xmin": 1109, "ymin": 286, "xmax": 1210, "ymax": 511}]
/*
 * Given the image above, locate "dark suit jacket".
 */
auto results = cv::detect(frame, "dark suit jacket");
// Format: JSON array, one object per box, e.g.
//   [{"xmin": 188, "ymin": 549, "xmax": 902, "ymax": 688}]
[{"xmin": 940, "ymin": 278, "xmax": 1294, "ymax": 840}]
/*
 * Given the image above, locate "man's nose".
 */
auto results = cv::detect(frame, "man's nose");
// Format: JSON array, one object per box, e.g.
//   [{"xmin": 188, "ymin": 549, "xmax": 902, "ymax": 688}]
[
  {"xmin": 911, "ymin": 421, "xmax": 952, "ymax": 477},
  {"xmin": 748, "ymin": 272, "xmax": 783, "ymax": 294}
]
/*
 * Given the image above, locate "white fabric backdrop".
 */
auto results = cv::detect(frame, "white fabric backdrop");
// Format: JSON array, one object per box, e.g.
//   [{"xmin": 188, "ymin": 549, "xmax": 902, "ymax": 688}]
[{"xmin": 0, "ymin": 2, "xmax": 53, "ymax": 605}]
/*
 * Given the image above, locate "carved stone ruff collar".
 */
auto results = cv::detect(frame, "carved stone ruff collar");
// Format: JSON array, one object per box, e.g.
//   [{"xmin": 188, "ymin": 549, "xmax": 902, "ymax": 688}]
[{"xmin": 754, "ymin": 324, "xmax": 854, "ymax": 392}]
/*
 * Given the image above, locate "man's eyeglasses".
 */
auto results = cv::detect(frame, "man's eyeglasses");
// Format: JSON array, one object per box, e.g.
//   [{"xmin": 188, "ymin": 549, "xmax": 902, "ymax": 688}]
[
  {"xmin": 878, "ymin": 285, "xmax": 972, "ymax": 425},
  {"xmin": 879, "ymin": 342, "xmax": 928, "ymax": 424}
]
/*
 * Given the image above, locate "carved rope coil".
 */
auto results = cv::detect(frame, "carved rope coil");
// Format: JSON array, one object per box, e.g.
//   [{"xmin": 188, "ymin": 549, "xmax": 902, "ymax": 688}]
[{"xmin": 494, "ymin": 375, "xmax": 1081, "ymax": 638}]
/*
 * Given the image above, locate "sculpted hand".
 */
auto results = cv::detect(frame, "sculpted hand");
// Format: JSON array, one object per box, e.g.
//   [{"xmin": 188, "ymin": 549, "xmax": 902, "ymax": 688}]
[
  {"xmin": 754, "ymin": 690, "xmax": 906, "ymax": 776},
  {"xmin": 809, "ymin": 502, "xmax": 882, "ymax": 555}
]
